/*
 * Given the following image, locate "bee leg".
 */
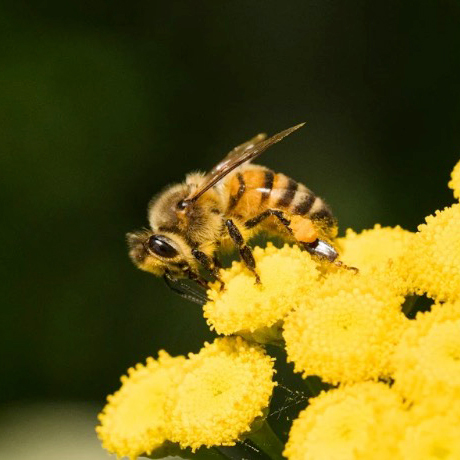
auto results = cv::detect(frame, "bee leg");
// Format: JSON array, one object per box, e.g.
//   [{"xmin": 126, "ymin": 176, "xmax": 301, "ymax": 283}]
[
  {"xmin": 303, "ymin": 240, "xmax": 359, "ymax": 273},
  {"xmin": 245, "ymin": 211, "xmax": 358, "ymax": 273},
  {"xmin": 186, "ymin": 269, "xmax": 211, "ymax": 289},
  {"xmin": 191, "ymin": 248, "xmax": 225, "ymax": 287},
  {"xmin": 245, "ymin": 209, "xmax": 293, "ymax": 234},
  {"xmin": 213, "ymin": 254, "xmax": 223, "ymax": 270},
  {"xmin": 303, "ymin": 239, "xmax": 338, "ymax": 261},
  {"xmin": 212, "ymin": 255, "xmax": 226, "ymax": 290},
  {"xmin": 225, "ymin": 219, "xmax": 261, "ymax": 284}
]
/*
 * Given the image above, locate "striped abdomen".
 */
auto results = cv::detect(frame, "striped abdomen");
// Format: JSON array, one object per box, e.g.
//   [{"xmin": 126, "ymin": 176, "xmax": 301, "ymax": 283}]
[{"xmin": 225, "ymin": 166, "xmax": 336, "ymax": 241}]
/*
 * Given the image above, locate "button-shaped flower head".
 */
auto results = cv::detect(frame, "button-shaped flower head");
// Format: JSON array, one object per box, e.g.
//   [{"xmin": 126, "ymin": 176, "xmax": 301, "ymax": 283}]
[
  {"xmin": 204, "ymin": 243, "xmax": 319, "ymax": 337},
  {"xmin": 284, "ymin": 382, "xmax": 407, "ymax": 460},
  {"xmin": 284, "ymin": 270, "xmax": 407, "ymax": 384},
  {"xmin": 407, "ymin": 204, "xmax": 460, "ymax": 302},
  {"xmin": 338, "ymin": 224, "xmax": 413, "ymax": 283},
  {"xmin": 166, "ymin": 336, "xmax": 276, "ymax": 451},
  {"xmin": 96, "ymin": 351, "xmax": 186, "ymax": 460},
  {"xmin": 392, "ymin": 301, "xmax": 460, "ymax": 403}
]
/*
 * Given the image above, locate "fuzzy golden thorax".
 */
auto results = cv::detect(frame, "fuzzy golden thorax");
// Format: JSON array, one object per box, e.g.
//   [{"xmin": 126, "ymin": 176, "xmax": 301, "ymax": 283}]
[{"xmin": 148, "ymin": 174, "xmax": 226, "ymax": 248}]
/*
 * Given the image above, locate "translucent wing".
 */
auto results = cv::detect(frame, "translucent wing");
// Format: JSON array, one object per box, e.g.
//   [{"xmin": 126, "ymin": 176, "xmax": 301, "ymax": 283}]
[
  {"xmin": 207, "ymin": 132, "xmax": 267, "ymax": 178},
  {"xmin": 186, "ymin": 122, "xmax": 305, "ymax": 203},
  {"xmin": 163, "ymin": 273, "xmax": 208, "ymax": 305}
]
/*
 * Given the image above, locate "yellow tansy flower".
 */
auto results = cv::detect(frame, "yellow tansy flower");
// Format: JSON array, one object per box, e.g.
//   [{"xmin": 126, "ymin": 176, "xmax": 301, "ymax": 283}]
[
  {"xmin": 204, "ymin": 243, "xmax": 319, "ymax": 336},
  {"xmin": 406, "ymin": 203, "xmax": 460, "ymax": 302},
  {"xmin": 392, "ymin": 301, "xmax": 460, "ymax": 403},
  {"xmin": 284, "ymin": 270, "xmax": 407, "ymax": 384},
  {"xmin": 398, "ymin": 396, "xmax": 460, "ymax": 460},
  {"xmin": 448, "ymin": 159, "xmax": 460, "ymax": 199},
  {"xmin": 338, "ymin": 225, "xmax": 413, "ymax": 281},
  {"xmin": 96, "ymin": 351, "xmax": 186, "ymax": 460},
  {"xmin": 284, "ymin": 382, "xmax": 407, "ymax": 460},
  {"xmin": 166, "ymin": 336, "xmax": 276, "ymax": 451}
]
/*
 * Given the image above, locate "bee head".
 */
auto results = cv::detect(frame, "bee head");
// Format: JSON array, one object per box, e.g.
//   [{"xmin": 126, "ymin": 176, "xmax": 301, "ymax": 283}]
[{"xmin": 126, "ymin": 230, "xmax": 186, "ymax": 277}]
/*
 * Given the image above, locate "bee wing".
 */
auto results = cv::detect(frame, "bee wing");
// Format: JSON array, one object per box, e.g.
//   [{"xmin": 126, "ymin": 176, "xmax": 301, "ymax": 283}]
[
  {"xmin": 186, "ymin": 122, "xmax": 305, "ymax": 202},
  {"xmin": 207, "ymin": 132, "xmax": 268, "ymax": 177}
]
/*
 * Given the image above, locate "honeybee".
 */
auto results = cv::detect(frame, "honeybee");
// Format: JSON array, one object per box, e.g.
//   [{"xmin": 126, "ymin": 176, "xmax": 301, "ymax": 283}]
[{"xmin": 127, "ymin": 123, "xmax": 351, "ymax": 301}]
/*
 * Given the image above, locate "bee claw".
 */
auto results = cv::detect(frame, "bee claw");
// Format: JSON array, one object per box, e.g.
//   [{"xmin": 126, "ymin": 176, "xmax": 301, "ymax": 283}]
[{"xmin": 334, "ymin": 260, "xmax": 359, "ymax": 273}]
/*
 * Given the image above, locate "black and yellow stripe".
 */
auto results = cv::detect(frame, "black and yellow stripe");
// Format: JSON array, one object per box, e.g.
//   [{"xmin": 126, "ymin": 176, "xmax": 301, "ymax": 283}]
[
  {"xmin": 228, "ymin": 172, "xmax": 246, "ymax": 211},
  {"xmin": 225, "ymin": 166, "xmax": 335, "ymax": 232},
  {"xmin": 277, "ymin": 178, "xmax": 298, "ymax": 207}
]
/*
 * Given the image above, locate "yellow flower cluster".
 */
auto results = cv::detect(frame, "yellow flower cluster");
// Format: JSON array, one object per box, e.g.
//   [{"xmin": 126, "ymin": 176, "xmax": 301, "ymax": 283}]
[
  {"xmin": 99, "ymin": 159, "xmax": 460, "ymax": 460},
  {"xmin": 97, "ymin": 337, "xmax": 275, "ymax": 458},
  {"xmin": 204, "ymin": 243, "xmax": 318, "ymax": 336},
  {"xmin": 283, "ymin": 269, "xmax": 407, "ymax": 384}
]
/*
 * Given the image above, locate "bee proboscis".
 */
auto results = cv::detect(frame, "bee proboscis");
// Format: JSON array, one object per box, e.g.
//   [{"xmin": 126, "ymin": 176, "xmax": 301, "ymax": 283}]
[{"xmin": 127, "ymin": 123, "xmax": 353, "ymax": 301}]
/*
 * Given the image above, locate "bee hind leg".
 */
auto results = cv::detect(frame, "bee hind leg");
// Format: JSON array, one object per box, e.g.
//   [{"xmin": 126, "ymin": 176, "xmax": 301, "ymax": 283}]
[
  {"xmin": 245, "ymin": 210, "xmax": 358, "ymax": 273},
  {"xmin": 244, "ymin": 209, "xmax": 293, "ymax": 234},
  {"xmin": 303, "ymin": 240, "xmax": 358, "ymax": 273},
  {"xmin": 225, "ymin": 219, "xmax": 261, "ymax": 284},
  {"xmin": 303, "ymin": 239, "xmax": 338, "ymax": 261}
]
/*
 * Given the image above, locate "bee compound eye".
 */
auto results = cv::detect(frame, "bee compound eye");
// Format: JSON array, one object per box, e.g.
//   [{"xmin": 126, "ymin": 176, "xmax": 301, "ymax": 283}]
[{"xmin": 147, "ymin": 236, "xmax": 179, "ymax": 258}]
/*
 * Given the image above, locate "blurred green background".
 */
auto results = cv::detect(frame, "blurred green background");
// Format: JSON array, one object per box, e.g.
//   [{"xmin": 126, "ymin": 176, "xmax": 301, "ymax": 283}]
[{"xmin": 1, "ymin": 0, "xmax": 460, "ymax": 457}]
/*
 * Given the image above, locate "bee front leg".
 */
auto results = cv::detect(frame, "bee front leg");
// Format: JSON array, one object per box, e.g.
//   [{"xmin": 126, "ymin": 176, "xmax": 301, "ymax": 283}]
[
  {"xmin": 186, "ymin": 268, "xmax": 211, "ymax": 289},
  {"xmin": 191, "ymin": 248, "xmax": 224, "ymax": 288},
  {"xmin": 225, "ymin": 219, "xmax": 261, "ymax": 284}
]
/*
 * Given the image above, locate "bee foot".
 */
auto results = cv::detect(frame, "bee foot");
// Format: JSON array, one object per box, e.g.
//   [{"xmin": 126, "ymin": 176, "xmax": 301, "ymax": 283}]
[{"xmin": 334, "ymin": 260, "xmax": 359, "ymax": 273}]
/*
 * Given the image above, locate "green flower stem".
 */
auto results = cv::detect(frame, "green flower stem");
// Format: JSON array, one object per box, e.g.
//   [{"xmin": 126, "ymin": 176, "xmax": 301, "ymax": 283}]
[
  {"xmin": 246, "ymin": 420, "xmax": 285, "ymax": 460},
  {"xmin": 147, "ymin": 441, "xmax": 227, "ymax": 459}
]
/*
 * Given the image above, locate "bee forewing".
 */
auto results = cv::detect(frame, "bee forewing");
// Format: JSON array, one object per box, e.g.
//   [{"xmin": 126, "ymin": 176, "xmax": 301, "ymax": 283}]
[{"xmin": 186, "ymin": 122, "xmax": 305, "ymax": 203}]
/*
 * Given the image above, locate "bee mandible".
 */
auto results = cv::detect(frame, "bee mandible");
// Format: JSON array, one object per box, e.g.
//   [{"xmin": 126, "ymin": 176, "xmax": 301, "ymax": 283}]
[{"xmin": 127, "ymin": 123, "xmax": 351, "ymax": 299}]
